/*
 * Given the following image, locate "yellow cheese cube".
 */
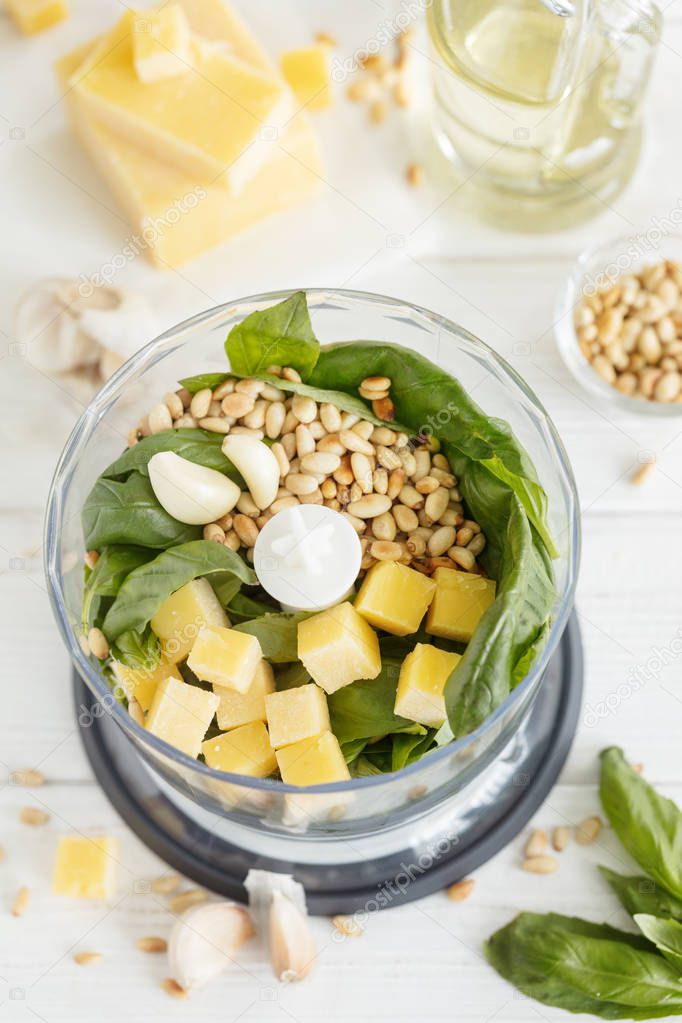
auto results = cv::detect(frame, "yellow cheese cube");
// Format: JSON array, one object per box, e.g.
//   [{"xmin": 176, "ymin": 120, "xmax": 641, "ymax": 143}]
[
  {"xmin": 298, "ymin": 602, "xmax": 381, "ymax": 694},
  {"xmin": 187, "ymin": 625, "xmax": 261, "ymax": 693},
  {"xmin": 133, "ymin": 4, "xmax": 192, "ymax": 84},
  {"xmin": 215, "ymin": 659, "xmax": 274, "ymax": 730},
  {"xmin": 281, "ymin": 45, "xmax": 332, "ymax": 111},
  {"xmin": 7, "ymin": 0, "xmax": 69, "ymax": 34},
  {"xmin": 265, "ymin": 684, "xmax": 330, "ymax": 749},
  {"xmin": 110, "ymin": 656, "xmax": 178, "ymax": 712},
  {"xmin": 150, "ymin": 578, "xmax": 229, "ymax": 663},
  {"xmin": 355, "ymin": 561, "xmax": 437, "ymax": 636},
  {"xmin": 52, "ymin": 835, "xmax": 118, "ymax": 899},
  {"xmin": 394, "ymin": 643, "xmax": 461, "ymax": 728},
  {"xmin": 71, "ymin": 11, "xmax": 292, "ymax": 192},
  {"xmin": 426, "ymin": 568, "xmax": 497, "ymax": 643},
  {"xmin": 145, "ymin": 675, "xmax": 219, "ymax": 757},
  {"xmin": 177, "ymin": 0, "xmax": 272, "ymax": 72},
  {"xmin": 201, "ymin": 721, "xmax": 276, "ymax": 777},
  {"xmin": 276, "ymin": 731, "xmax": 350, "ymax": 786}
]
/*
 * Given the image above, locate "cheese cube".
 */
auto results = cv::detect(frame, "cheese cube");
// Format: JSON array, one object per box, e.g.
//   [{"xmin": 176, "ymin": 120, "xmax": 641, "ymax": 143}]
[
  {"xmin": 188, "ymin": 625, "xmax": 261, "ymax": 693},
  {"xmin": 7, "ymin": 0, "xmax": 69, "ymax": 35},
  {"xmin": 281, "ymin": 45, "xmax": 332, "ymax": 111},
  {"xmin": 145, "ymin": 676, "xmax": 219, "ymax": 757},
  {"xmin": 52, "ymin": 835, "xmax": 118, "ymax": 899},
  {"xmin": 150, "ymin": 578, "xmax": 229, "ymax": 663},
  {"xmin": 177, "ymin": 0, "xmax": 272, "ymax": 72},
  {"xmin": 298, "ymin": 602, "xmax": 381, "ymax": 694},
  {"xmin": 133, "ymin": 4, "xmax": 192, "ymax": 84},
  {"xmin": 394, "ymin": 644, "xmax": 461, "ymax": 728},
  {"xmin": 111, "ymin": 656, "xmax": 178, "ymax": 712},
  {"xmin": 71, "ymin": 11, "xmax": 292, "ymax": 192},
  {"xmin": 202, "ymin": 721, "xmax": 276, "ymax": 777},
  {"xmin": 55, "ymin": 45, "xmax": 322, "ymax": 269},
  {"xmin": 355, "ymin": 561, "xmax": 436, "ymax": 637},
  {"xmin": 426, "ymin": 568, "xmax": 497, "ymax": 643},
  {"xmin": 276, "ymin": 731, "xmax": 350, "ymax": 786},
  {"xmin": 265, "ymin": 684, "xmax": 330, "ymax": 749},
  {"xmin": 215, "ymin": 659, "xmax": 274, "ymax": 730}
]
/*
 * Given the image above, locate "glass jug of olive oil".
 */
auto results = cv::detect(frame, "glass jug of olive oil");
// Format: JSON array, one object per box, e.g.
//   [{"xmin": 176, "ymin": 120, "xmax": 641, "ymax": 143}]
[{"xmin": 427, "ymin": 0, "xmax": 661, "ymax": 229}]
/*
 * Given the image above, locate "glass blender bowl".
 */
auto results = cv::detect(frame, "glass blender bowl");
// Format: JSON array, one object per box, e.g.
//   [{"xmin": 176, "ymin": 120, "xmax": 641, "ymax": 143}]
[{"xmin": 44, "ymin": 289, "xmax": 580, "ymax": 893}]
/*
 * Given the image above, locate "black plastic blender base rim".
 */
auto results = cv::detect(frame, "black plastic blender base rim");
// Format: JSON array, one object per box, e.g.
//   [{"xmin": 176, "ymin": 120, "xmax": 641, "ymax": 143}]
[{"xmin": 76, "ymin": 614, "xmax": 583, "ymax": 915}]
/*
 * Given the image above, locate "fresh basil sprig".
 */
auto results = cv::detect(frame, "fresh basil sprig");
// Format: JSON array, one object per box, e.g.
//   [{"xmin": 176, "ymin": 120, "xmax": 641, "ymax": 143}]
[
  {"xmin": 600, "ymin": 747, "xmax": 682, "ymax": 900},
  {"xmin": 225, "ymin": 291, "xmax": 320, "ymax": 380},
  {"xmin": 102, "ymin": 540, "xmax": 256, "ymax": 641}
]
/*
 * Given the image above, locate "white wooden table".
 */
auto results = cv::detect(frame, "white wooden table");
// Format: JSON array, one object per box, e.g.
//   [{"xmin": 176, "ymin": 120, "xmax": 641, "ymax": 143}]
[{"xmin": 2, "ymin": 1, "xmax": 682, "ymax": 1020}]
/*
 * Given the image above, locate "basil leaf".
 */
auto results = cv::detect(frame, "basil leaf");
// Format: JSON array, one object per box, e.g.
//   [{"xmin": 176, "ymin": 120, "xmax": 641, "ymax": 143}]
[
  {"xmin": 600, "ymin": 747, "xmax": 682, "ymax": 900},
  {"xmin": 83, "ymin": 473, "xmax": 201, "ymax": 551},
  {"xmin": 101, "ymin": 429, "xmax": 241, "ymax": 481},
  {"xmin": 486, "ymin": 912, "xmax": 682, "ymax": 1019},
  {"xmin": 233, "ymin": 611, "xmax": 313, "ymax": 663},
  {"xmin": 103, "ymin": 540, "xmax": 255, "ymax": 640},
  {"xmin": 111, "ymin": 624, "xmax": 161, "ymax": 672},
  {"xmin": 225, "ymin": 291, "xmax": 320, "ymax": 380},
  {"xmin": 226, "ymin": 592, "xmax": 277, "ymax": 621},
  {"xmin": 635, "ymin": 915, "xmax": 682, "ymax": 972},
  {"xmin": 178, "ymin": 373, "xmax": 230, "ymax": 395},
  {"xmin": 82, "ymin": 545, "xmax": 154, "ymax": 631},
  {"xmin": 391, "ymin": 729, "xmax": 433, "ymax": 771},
  {"xmin": 599, "ymin": 867, "xmax": 682, "ymax": 922},
  {"xmin": 341, "ymin": 738, "xmax": 368, "ymax": 765},
  {"xmin": 328, "ymin": 660, "xmax": 415, "ymax": 745},
  {"xmin": 275, "ymin": 662, "xmax": 310, "ymax": 690}
]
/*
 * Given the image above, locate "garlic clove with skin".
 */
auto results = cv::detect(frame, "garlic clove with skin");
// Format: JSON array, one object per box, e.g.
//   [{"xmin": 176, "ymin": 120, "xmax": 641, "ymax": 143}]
[
  {"xmin": 148, "ymin": 451, "xmax": 241, "ymax": 525},
  {"xmin": 269, "ymin": 891, "xmax": 317, "ymax": 982},
  {"xmin": 221, "ymin": 435, "xmax": 280, "ymax": 511},
  {"xmin": 168, "ymin": 901, "xmax": 253, "ymax": 991}
]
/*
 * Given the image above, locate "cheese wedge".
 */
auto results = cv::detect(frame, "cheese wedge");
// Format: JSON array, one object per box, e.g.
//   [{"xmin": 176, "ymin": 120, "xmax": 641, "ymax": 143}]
[
  {"xmin": 7, "ymin": 0, "xmax": 69, "ymax": 35},
  {"xmin": 133, "ymin": 4, "xmax": 192, "ymax": 83},
  {"xmin": 56, "ymin": 50, "xmax": 322, "ymax": 268},
  {"xmin": 70, "ymin": 11, "xmax": 292, "ymax": 192},
  {"xmin": 52, "ymin": 835, "xmax": 118, "ymax": 899}
]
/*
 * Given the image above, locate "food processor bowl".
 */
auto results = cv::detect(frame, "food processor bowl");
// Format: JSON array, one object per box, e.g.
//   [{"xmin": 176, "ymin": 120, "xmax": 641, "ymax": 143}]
[{"xmin": 45, "ymin": 289, "xmax": 580, "ymax": 858}]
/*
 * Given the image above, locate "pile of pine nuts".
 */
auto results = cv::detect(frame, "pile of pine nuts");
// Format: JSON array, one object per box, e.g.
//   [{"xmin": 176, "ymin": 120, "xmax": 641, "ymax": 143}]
[
  {"xmin": 131, "ymin": 371, "xmax": 486, "ymax": 578},
  {"xmin": 574, "ymin": 259, "xmax": 682, "ymax": 403}
]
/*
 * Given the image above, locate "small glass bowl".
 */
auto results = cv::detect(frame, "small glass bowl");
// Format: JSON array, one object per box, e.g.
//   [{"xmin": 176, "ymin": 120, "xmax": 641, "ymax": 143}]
[{"xmin": 555, "ymin": 233, "xmax": 682, "ymax": 417}]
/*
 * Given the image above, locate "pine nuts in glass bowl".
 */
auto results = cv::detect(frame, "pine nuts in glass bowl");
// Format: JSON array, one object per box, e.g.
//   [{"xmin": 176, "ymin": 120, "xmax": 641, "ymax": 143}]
[{"xmin": 555, "ymin": 234, "xmax": 682, "ymax": 416}]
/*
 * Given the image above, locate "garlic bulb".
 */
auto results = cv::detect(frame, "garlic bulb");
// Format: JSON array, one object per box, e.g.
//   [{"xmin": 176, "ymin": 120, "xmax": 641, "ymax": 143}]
[
  {"xmin": 14, "ymin": 278, "xmax": 157, "ymax": 390},
  {"xmin": 167, "ymin": 900, "xmax": 253, "ymax": 991},
  {"xmin": 221, "ymin": 435, "xmax": 280, "ymax": 511},
  {"xmin": 148, "ymin": 451, "xmax": 241, "ymax": 524}
]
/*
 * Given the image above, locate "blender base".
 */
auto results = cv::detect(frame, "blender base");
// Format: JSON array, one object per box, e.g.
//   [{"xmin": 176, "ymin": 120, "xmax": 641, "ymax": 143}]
[{"xmin": 75, "ymin": 614, "xmax": 582, "ymax": 915}]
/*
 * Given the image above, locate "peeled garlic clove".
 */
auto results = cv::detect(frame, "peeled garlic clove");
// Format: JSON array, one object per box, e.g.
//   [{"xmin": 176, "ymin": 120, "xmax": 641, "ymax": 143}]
[
  {"xmin": 149, "ymin": 451, "xmax": 240, "ymax": 525},
  {"xmin": 168, "ymin": 901, "xmax": 253, "ymax": 991},
  {"xmin": 269, "ymin": 891, "xmax": 316, "ymax": 982},
  {"xmin": 221, "ymin": 435, "xmax": 280, "ymax": 511}
]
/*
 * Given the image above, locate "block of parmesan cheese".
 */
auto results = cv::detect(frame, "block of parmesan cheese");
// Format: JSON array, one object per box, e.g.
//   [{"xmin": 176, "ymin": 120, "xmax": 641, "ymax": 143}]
[{"xmin": 7, "ymin": 0, "xmax": 69, "ymax": 35}]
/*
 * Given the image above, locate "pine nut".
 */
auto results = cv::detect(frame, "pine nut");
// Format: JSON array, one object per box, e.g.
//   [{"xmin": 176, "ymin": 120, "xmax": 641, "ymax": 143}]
[
  {"xmin": 340, "ymin": 429, "xmax": 374, "ymax": 456},
  {"xmin": 406, "ymin": 533, "xmax": 426, "ymax": 556},
  {"xmin": 162, "ymin": 978, "xmax": 188, "ymax": 1000},
  {"xmin": 447, "ymin": 879, "xmax": 474, "ymax": 901},
  {"xmin": 456, "ymin": 526, "xmax": 474, "ymax": 547},
  {"xmin": 299, "ymin": 488, "xmax": 323, "ymax": 505},
  {"xmin": 208, "ymin": 399, "xmax": 222, "ymax": 417},
  {"xmin": 198, "ymin": 417, "xmax": 232, "ymax": 434},
  {"xmin": 431, "ymin": 468, "xmax": 456, "ymax": 487},
  {"xmin": 425, "ymin": 487, "xmax": 449, "ymax": 522},
  {"xmin": 371, "ymin": 426, "xmax": 397, "ymax": 446},
  {"xmin": 334, "ymin": 455, "xmax": 354, "ymax": 486},
  {"xmin": 295, "ymin": 424, "xmax": 315, "ymax": 458},
  {"xmin": 468, "ymin": 534, "xmax": 486, "ymax": 556},
  {"xmin": 281, "ymin": 432, "xmax": 297, "ymax": 459},
  {"xmin": 224, "ymin": 531, "xmax": 240, "ymax": 550},
  {"xmin": 233, "ymin": 515, "xmax": 259, "ymax": 547},
  {"xmin": 230, "ymin": 427, "xmax": 264, "ymax": 440},
  {"xmin": 438, "ymin": 509, "xmax": 461, "ymax": 529},
  {"xmin": 351, "ymin": 452, "xmax": 373, "ymax": 493},
  {"xmin": 282, "ymin": 367, "xmax": 302, "ymax": 382},
  {"xmin": 394, "ymin": 504, "xmax": 419, "ymax": 532},
  {"xmin": 163, "ymin": 392, "xmax": 184, "ymax": 419},
  {"xmin": 137, "ymin": 936, "xmax": 167, "ymax": 954},
  {"xmin": 236, "ymin": 493, "xmax": 260, "ymax": 517},
  {"xmin": 376, "ymin": 445, "xmax": 402, "ymax": 470},
  {"xmin": 575, "ymin": 815, "xmax": 602, "ymax": 845},
  {"xmin": 352, "ymin": 420, "xmax": 375, "ymax": 441},
  {"xmin": 387, "ymin": 468, "xmax": 405, "ymax": 499},
  {"xmin": 373, "ymin": 468, "xmax": 388, "ymax": 494},
  {"xmin": 190, "ymin": 388, "xmax": 212, "ymax": 419},
  {"xmin": 84, "ymin": 549, "xmax": 99, "ymax": 570},
  {"xmin": 413, "ymin": 449, "xmax": 431, "ymax": 481},
  {"xmin": 432, "ymin": 454, "xmax": 449, "ymax": 470},
  {"xmin": 292, "ymin": 394, "xmax": 317, "ymax": 423},
  {"xmin": 148, "ymin": 403, "xmax": 172, "ymax": 434},
  {"xmin": 372, "ymin": 511, "xmax": 397, "ymax": 541},
  {"xmin": 429, "ymin": 556, "xmax": 454, "ymax": 572},
  {"xmin": 341, "ymin": 511, "xmax": 366, "ymax": 533},
  {"xmin": 370, "ymin": 540, "xmax": 403, "ymax": 561},
  {"xmin": 235, "ymin": 378, "xmax": 265, "ymax": 396},
  {"xmin": 415, "ymin": 475, "xmax": 440, "ymax": 494},
  {"xmin": 525, "ymin": 828, "xmax": 548, "ymax": 858},
  {"xmin": 332, "ymin": 915, "xmax": 364, "ymax": 937},
  {"xmin": 350, "ymin": 482, "xmax": 363, "ymax": 503},
  {"xmin": 309, "ymin": 420, "xmax": 326, "ymax": 440},
  {"xmin": 203, "ymin": 523, "xmax": 226, "ymax": 543},
  {"xmin": 20, "ymin": 806, "xmax": 50, "ymax": 826},
  {"xmin": 174, "ymin": 415, "xmax": 197, "ymax": 429},
  {"xmin": 360, "ymin": 375, "xmax": 391, "ymax": 394},
  {"xmin": 285, "ymin": 473, "xmax": 320, "ymax": 496},
  {"xmin": 127, "ymin": 428, "xmax": 139, "ymax": 447},
  {"xmin": 448, "ymin": 546, "xmax": 476, "ymax": 571},
  {"xmin": 373, "ymin": 397, "xmax": 396, "ymax": 421},
  {"xmin": 399, "ymin": 485, "xmax": 424, "ymax": 509},
  {"xmin": 654, "ymin": 371, "xmax": 681, "ymax": 402},
  {"xmin": 88, "ymin": 627, "xmax": 109, "ymax": 660},
  {"xmin": 428, "ymin": 526, "xmax": 456, "ymax": 557},
  {"xmin": 340, "ymin": 412, "xmax": 360, "ymax": 430},
  {"xmin": 301, "ymin": 451, "xmax": 341, "ymax": 475},
  {"xmin": 74, "ymin": 952, "xmax": 103, "ymax": 966},
  {"xmin": 522, "ymin": 855, "xmax": 558, "ymax": 874},
  {"xmin": 552, "ymin": 826, "xmax": 570, "ymax": 852},
  {"xmin": 242, "ymin": 399, "xmax": 267, "ymax": 430},
  {"xmin": 261, "ymin": 383, "xmax": 285, "ymax": 402},
  {"xmin": 283, "ymin": 410, "xmax": 299, "ymax": 434},
  {"xmin": 271, "ymin": 442, "xmax": 290, "ymax": 478},
  {"xmin": 221, "ymin": 392, "xmax": 255, "ymax": 418},
  {"xmin": 271, "ymin": 496, "xmax": 299, "ymax": 514},
  {"xmin": 320, "ymin": 403, "xmax": 342, "ymax": 432},
  {"xmin": 212, "ymin": 379, "xmax": 235, "ymax": 400},
  {"xmin": 12, "ymin": 886, "xmax": 29, "ymax": 916},
  {"xmin": 347, "ymin": 494, "xmax": 392, "ymax": 518},
  {"xmin": 317, "ymin": 434, "xmax": 346, "ymax": 456},
  {"xmin": 321, "ymin": 478, "xmax": 337, "ymax": 500},
  {"xmin": 177, "ymin": 387, "xmax": 192, "ymax": 408},
  {"xmin": 10, "ymin": 769, "xmax": 45, "ymax": 786}
]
